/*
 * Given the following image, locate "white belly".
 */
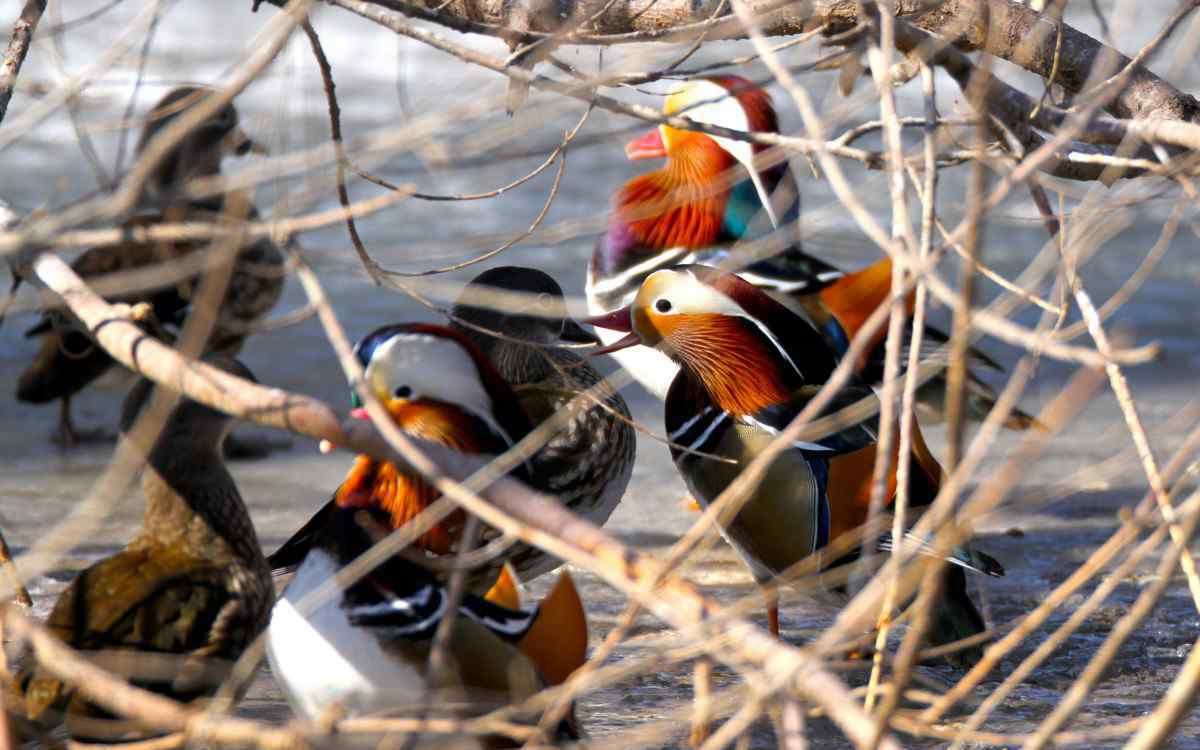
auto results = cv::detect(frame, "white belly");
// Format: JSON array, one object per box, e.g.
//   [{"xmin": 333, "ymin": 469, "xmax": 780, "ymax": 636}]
[
  {"xmin": 266, "ymin": 551, "xmax": 423, "ymax": 720},
  {"xmin": 593, "ymin": 327, "xmax": 678, "ymax": 401}
]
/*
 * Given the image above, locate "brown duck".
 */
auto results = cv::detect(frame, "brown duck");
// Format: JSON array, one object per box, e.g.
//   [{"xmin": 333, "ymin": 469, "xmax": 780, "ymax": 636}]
[
  {"xmin": 450, "ymin": 266, "xmax": 635, "ymax": 579},
  {"xmin": 16, "ymin": 86, "xmax": 285, "ymax": 447},
  {"xmin": 17, "ymin": 356, "xmax": 273, "ymax": 741}
]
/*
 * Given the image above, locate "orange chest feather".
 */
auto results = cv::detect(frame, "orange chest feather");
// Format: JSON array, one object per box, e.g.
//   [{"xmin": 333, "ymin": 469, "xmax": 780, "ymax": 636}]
[
  {"xmin": 335, "ymin": 402, "xmax": 496, "ymax": 554},
  {"xmin": 818, "ymin": 258, "xmax": 915, "ymax": 358},
  {"xmin": 617, "ymin": 140, "xmax": 734, "ymax": 250},
  {"xmin": 618, "ymin": 176, "xmax": 725, "ymax": 250},
  {"xmin": 824, "ymin": 415, "xmax": 943, "ymax": 545}
]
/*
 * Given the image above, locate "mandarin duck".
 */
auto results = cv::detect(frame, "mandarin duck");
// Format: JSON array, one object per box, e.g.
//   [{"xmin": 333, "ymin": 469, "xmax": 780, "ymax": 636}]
[
  {"xmin": 589, "ymin": 266, "xmax": 1002, "ymax": 663},
  {"xmin": 587, "ymin": 75, "xmax": 1037, "ymax": 430},
  {"xmin": 16, "ymin": 355, "xmax": 273, "ymax": 741},
  {"xmin": 266, "ymin": 506, "xmax": 587, "ymax": 739},
  {"xmin": 268, "ymin": 323, "xmax": 556, "ymax": 595},
  {"xmin": 16, "ymin": 85, "xmax": 285, "ymax": 447},
  {"xmin": 450, "ymin": 266, "xmax": 634, "ymax": 539}
]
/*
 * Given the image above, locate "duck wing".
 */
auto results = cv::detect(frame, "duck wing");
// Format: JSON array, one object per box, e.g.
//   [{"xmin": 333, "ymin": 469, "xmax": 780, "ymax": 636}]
[{"xmin": 20, "ymin": 546, "xmax": 255, "ymax": 735}]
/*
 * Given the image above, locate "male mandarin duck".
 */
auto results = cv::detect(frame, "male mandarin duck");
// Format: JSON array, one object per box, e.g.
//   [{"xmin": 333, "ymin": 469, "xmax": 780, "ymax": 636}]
[
  {"xmin": 16, "ymin": 356, "xmax": 273, "ymax": 741},
  {"xmin": 587, "ymin": 75, "xmax": 1037, "ymax": 430},
  {"xmin": 450, "ymin": 266, "xmax": 634, "ymax": 535},
  {"xmin": 269, "ymin": 323, "xmax": 557, "ymax": 596},
  {"xmin": 266, "ymin": 508, "xmax": 587, "ymax": 738},
  {"xmin": 588, "ymin": 266, "xmax": 1002, "ymax": 663},
  {"xmin": 16, "ymin": 85, "xmax": 285, "ymax": 447}
]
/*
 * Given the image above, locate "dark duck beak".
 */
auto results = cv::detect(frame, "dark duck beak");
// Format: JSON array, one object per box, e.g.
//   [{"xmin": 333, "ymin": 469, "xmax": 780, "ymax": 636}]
[{"xmin": 558, "ymin": 317, "xmax": 602, "ymax": 346}]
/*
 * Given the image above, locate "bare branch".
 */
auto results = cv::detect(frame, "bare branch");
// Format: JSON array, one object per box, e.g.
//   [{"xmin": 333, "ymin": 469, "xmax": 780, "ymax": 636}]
[{"xmin": 0, "ymin": 0, "xmax": 46, "ymax": 124}]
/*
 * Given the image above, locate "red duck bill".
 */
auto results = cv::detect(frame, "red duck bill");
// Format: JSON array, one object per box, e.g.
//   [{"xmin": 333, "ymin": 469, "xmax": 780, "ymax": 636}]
[
  {"xmin": 625, "ymin": 128, "xmax": 667, "ymax": 160},
  {"xmin": 584, "ymin": 308, "xmax": 642, "ymax": 355}
]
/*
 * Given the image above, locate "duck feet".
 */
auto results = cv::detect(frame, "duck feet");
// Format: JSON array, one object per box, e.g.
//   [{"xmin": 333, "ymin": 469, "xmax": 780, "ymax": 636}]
[
  {"xmin": 843, "ymin": 645, "xmax": 876, "ymax": 662},
  {"xmin": 52, "ymin": 425, "xmax": 115, "ymax": 447},
  {"xmin": 52, "ymin": 400, "xmax": 114, "ymax": 447},
  {"xmin": 223, "ymin": 431, "xmax": 292, "ymax": 460}
]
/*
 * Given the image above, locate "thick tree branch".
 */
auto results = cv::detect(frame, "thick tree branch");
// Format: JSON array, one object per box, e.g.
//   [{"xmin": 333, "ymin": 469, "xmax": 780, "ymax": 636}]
[
  {"xmin": 316, "ymin": 0, "xmax": 1200, "ymax": 126},
  {"xmin": 906, "ymin": 0, "xmax": 1200, "ymax": 122},
  {"xmin": 310, "ymin": 0, "xmax": 1200, "ymax": 185}
]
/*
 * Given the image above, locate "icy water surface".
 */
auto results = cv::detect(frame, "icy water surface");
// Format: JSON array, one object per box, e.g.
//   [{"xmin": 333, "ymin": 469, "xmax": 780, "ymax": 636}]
[{"xmin": 2, "ymin": 0, "xmax": 1200, "ymax": 746}]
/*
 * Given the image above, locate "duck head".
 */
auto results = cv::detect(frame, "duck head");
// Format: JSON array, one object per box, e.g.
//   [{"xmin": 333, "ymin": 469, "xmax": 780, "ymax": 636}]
[
  {"xmin": 452, "ymin": 266, "xmax": 599, "ymax": 349},
  {"xmin": 135, "ymin": 85, "xmax": 265, "ymax": 197},
  {"xmin": 588, "ymin": 266, "xmax": 835, "ymax": 414},
  {"xmin": 613, "ymin": 76, "xmax": 795, "ymax": 252},
  {"xmin": 336, "ymin": 324, "xmax": 531, "ymax": 551}
]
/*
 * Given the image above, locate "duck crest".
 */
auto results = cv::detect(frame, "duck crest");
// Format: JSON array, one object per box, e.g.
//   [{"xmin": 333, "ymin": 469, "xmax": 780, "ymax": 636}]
[{"xmin": 707, "ymin": 76, "xmax": 778, "ymax": 142}]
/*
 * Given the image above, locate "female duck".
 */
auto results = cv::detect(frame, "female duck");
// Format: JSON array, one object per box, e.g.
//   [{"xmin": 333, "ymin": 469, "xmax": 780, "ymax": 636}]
[
  {"xmin": 16, "ymin": 86, "xmax": 285, "ymax": 447},
  {"xmin": 451, "ymin": 266, "xmax": 634, "ymax": 542},
  {"xmin": 18, "ymin": 356, "xmax": 272, "ymax": 740}
]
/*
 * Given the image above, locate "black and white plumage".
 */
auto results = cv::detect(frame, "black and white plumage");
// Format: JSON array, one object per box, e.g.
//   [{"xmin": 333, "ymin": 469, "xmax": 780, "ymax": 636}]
[{"xmin": 266, "ymin": 506, "xmax": 582, "ymax": 739}]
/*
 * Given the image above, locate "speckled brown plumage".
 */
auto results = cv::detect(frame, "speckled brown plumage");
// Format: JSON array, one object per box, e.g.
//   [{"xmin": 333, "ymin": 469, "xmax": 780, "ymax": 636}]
[
  {"xmin": 15, "ymin": 86, "xmax": 285, "ymax": 446},
  {"xmin": 451, "ymin": 266, "xmax": 635, "ymax": 582}
]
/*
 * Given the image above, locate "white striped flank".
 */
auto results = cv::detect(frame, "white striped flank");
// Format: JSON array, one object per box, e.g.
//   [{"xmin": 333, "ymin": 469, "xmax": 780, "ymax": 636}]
[
  {"xmin": 741, "ymin": 416, "xmax": 836, "ymax": 452},
  {"xmin": 265, "ymin": 550, "xmax": 425, "ymax": 720},
  {"xmin": 462, "ymin": 604, "xmax": 536, "ymax": 637},
  {"xmin": 687, "ymin": 411, "xmax": 728, "ymax": 453},
  {"xmin": 344, "ymin": 581, "xmax": 446, "ymax": 636},
  {"xmin": 670, "ymin": 406, "xmax": 716, "ymax": 440}
]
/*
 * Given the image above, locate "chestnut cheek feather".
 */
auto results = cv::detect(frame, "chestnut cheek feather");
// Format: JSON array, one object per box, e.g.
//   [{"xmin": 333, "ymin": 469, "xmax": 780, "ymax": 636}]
[
  {"xmin": 664, "ymin": 315, "xmax": 794, "ymax": 415},
  {"xmin": 335, "ymin": 456, "xmax": 381, "ymax": 509}
]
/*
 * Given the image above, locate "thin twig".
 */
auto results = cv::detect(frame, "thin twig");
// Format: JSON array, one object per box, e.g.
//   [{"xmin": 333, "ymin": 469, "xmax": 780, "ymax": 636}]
[{"xmin": 0, "ymin": 0, "xmax": 45, "ymax": 124}]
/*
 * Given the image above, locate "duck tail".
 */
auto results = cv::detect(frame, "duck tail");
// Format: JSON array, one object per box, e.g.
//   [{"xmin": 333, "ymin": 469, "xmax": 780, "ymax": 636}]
[
  {"xmin": 16, "ymin": 329, "xmax": 113, "ymax": 405},
  {"xmin": 1002, "ymin": 407, "xmax": 1048, "ymax": 432},
  {"xmin": 927, "ymin": 566, "xmax": 987, "ymax": 667},
  {"xmin": 518, "ymin": 571, "xmax": 588, "ymax": 686},
  {"xmin": 914, "ymin": 372, "xmax": 1046, "ymax": 432},
  {"xmin": 483, "ymin": 562, "xmax": 522, "ymax": 610}
]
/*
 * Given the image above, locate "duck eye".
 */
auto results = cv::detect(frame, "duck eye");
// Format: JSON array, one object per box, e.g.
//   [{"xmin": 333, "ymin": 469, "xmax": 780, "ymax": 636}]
[
  {"xmin": 655, "ymin": 298, "xmax": 673, "ymax": 313},
  {"xmin": 393, "ymin": 385, "xmax": 413, "ymax": 399}
]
